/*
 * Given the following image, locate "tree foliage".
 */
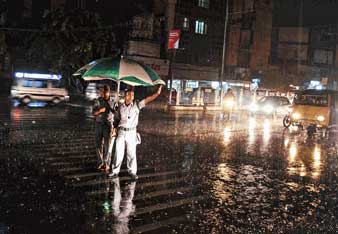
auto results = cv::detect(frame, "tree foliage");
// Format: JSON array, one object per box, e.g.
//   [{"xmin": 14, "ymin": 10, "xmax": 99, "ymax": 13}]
[{"xmin": 25, "ymin": 9, "xmax": 118, "ymax": 94}]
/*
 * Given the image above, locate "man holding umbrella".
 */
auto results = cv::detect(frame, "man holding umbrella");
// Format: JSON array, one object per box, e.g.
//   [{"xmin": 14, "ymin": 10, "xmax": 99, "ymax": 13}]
[
  {"xmin": 74, "ymin": 56, "xmax": 166, "ymax": 176},
  {"xmin": 109, "ymin": 85, "xmax": 162, "ymax": 179}
]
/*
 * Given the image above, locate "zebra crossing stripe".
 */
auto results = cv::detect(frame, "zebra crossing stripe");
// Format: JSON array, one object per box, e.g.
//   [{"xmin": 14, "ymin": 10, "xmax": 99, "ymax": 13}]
[
  {"xmin": 30, "ymin": 140, "xmax": 95, "ymax": 148},
  {"xmin": 73, "ymin": 171, "xmax": 181, "ymax": 188},
  {"xmin": 86, "ymin": 177, "xmax": 186, "ymax": 196},
  {"xmin": 46, "ymin": 155, "xmax": 96, "ymax": 161},
  {"xmin": 65, "ymin": 167, "xmax": 154, "ymax": 180},
  {"xmin": 51, "ymin": 159, "xmax": 96, "ymax": 166},
  {"xmin": 134, "ymin": 186, "xmax": 195, "ymax": 201},
  {"xmin": 137, "ymin": 177, "xmax": 186, "ymax": 189},
  {"xmin": 131, "ymin": 215, "xmax": 188, "ymax": 234},
  {"xmin": 58, "ymin": 167, "xmax": 87, "ymax": 173},
  {"xmin": 135, "ymin": 196, "xmax": 206, "ymax": 215}
]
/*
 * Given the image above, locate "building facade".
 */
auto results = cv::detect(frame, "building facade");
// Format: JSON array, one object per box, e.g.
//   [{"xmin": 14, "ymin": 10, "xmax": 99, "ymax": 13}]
[
  {"xmin": 123, "ymin": 0, "xmax": 230, "ymax": 104},
  {"xmin": 165, "ymin": 0, "xmax": 229, "ymax": 104},
  {"xmin": 226, "ymin": 0, "xmax": 273, "ymax": 82},
  {"xmin": 271, "ymin": 0, "xmax": 338, "ymax": 89},
  {"xmin": 225, "ymin": 0, "xmax": 338, "ymax": 89},
  {"xmin": 171, "ymin": 0, "xmax": 226, "ymax": 67},
  {"xmin": 135, "ymin": 0, "xmax": 228, "ymax": 82}
]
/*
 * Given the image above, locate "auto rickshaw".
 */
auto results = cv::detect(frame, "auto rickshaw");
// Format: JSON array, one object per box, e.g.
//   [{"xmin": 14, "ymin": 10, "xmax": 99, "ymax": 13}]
[{"xmin": 283, "ymin": 89, "xmax": 338, "ymax": 137}]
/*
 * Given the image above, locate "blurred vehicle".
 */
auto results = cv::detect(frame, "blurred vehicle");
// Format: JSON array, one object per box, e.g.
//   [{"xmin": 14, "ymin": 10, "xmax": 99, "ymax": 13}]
[
  {"xmin": 11, "ymin": 72, "xmax": 69, "ymax": 105},
  {"xmin": 250, "ymin": 96, "xmax": 291, "ymax": 117},
  {"xmin": 85, "ymin": 83, "xmax": 125, "ymax": 104},
  {"xmin": 161, "ymin": 88, "xmax": 177, "ymax": 104},
  {"xmin": 283, "ymin": 90, "xmax": 338, "ymax": 136},
  {"xmin": 85, "ymin": 83, "xmax": 99, "ymax": 100}
]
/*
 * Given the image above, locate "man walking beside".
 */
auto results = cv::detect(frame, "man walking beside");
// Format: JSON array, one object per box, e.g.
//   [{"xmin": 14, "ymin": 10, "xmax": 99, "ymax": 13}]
[
  {"xmin": 92, "ymin": 85, "xmax": 115, "ymax": 172},
  {"xmin": 109, "ymin": 86, "xmax": 162, "ymax": 179}
]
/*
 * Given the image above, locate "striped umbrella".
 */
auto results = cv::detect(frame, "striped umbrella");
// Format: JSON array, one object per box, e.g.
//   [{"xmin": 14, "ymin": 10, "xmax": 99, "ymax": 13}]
[{"xmin": 73, "ymin": 56, "xmax": 165, "ymax": 87}]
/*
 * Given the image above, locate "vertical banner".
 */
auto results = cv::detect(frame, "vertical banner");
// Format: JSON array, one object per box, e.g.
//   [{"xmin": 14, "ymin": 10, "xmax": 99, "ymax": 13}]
[{"xmin": 168, "ymin": 29, "xmax": 181, "ymax": 49}]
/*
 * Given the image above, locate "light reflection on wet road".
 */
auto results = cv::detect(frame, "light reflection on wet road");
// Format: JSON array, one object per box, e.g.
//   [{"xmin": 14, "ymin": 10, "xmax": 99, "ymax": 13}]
[{"xmin": 1, "ymin": 103, "xmax": 338, "ymax": 233}]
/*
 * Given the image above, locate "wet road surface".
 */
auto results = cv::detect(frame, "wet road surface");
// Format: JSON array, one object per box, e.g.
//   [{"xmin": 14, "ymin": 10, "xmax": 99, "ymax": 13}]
[{"xmin": 1, "ymin": 101, "xmax": 338, "ymax": 233}]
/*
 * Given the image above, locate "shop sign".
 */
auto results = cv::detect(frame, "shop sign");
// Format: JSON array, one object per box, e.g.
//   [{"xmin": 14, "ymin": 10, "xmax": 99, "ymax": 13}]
[{"xmin": 168, "ymin": 29, "xmax": 181, "ymax": 49}]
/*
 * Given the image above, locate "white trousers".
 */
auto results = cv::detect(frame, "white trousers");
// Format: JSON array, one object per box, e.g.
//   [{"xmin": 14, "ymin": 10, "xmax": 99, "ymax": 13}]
[{"xmin": 112, "ymin": 130, "xmax": 137, "ymax": 175}]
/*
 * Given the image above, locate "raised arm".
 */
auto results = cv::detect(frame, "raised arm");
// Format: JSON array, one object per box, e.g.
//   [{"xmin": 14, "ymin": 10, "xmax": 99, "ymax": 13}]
[{"xmin": 143, "ymin": 86, "xmax": 163, "ymax": 105}]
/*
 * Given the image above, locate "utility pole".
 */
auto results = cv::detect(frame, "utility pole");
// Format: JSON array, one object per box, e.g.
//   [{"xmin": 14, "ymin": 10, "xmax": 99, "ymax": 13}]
[
  {"xmin": 168, "ymin": 49, "xmax": 176, "ymax": 104},
  {"xmin": 297, "ymin": 0, "xmax": 304, "ymax": 74},
  {"xmin": 220, "ymin": 0, "xmax": 229, "ymax": 105},
  {"xmin": 167, "ymin": 29, "xmax": 180, "ymax": 104}
]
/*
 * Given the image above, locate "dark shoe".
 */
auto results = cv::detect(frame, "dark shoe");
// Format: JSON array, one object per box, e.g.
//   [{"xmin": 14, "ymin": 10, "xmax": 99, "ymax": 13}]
[
  {"xmin": 108, "ymin": 172, "xmax": 118, "ymax": 178},
  {"xmin": 130, "ymin": 174, "xmax": 138, "ymax": 180}
]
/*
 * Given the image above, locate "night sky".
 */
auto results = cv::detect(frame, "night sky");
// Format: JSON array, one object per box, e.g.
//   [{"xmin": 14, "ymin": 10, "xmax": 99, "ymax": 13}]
[{"xmin": 93, "ymin": 0, "xmax": 154, "ymax": 24}]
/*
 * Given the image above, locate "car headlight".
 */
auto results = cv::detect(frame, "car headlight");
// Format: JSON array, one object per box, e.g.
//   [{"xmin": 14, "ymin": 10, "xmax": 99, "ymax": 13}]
[
  {"xmin": 249, "ymin": 103, "xmax": 258, "ymax": 112},
  {"xmin": 264, "ymin": 105, "xmax": 274, "ymax": 113},
  {"xmin": 225, "ymin": 100, "xmax": 234, "ymax": 108},
  {"xmin": 317, "ymin": 115, "xmax": 325, "ymax": 122},
  {"xmin": 292, "ymin": 112, "xmax": 300, "ymax": 119},
  {"xmin": 11, "ymin": 89, "xmax": 17, "ymax": 96}
]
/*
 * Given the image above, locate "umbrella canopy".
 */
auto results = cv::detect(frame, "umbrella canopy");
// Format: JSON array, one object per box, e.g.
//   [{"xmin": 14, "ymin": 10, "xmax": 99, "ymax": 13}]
[{"xmin": 73, "ymin": 57, "xmax": 165, "ymax": 87}]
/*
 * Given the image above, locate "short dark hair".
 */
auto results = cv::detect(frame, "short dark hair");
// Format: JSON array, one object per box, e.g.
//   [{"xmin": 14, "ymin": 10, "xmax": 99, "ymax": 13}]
[
  {"xmin": 125, "ymin": 86, "xmax": 134, "ymax": 93},
  {"xmin": 103, "ymin": 84, "xmax": 110, "ymax": 92}
]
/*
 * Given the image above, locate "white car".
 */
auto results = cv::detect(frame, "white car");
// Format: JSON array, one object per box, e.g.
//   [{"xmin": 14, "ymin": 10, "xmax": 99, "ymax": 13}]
[
  {"xmin": 85, "ymin": 83, "xmax": 100, "ymax": 100},
  {"xmin": 11, "ymin": 73, "xmax": 69, "ymax": 104},
  {"xmin": 249, "ymin": 96, "xmax": 291, "ymax": 117}
]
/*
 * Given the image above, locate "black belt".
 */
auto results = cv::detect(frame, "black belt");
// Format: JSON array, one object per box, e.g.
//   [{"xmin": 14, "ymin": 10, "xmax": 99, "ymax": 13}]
[
  {"xmin": 118, "ymin": 127, "xmax": 136, "ymax": 131},
  {"xmin": 96, "ymin": 121, "xmax": 112, "ymax": 125}
]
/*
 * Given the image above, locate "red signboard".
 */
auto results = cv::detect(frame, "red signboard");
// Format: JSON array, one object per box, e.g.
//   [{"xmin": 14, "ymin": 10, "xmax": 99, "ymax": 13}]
[{"xmin": 168, "ymin": 29, "xmax": 181, "ymax": 49}]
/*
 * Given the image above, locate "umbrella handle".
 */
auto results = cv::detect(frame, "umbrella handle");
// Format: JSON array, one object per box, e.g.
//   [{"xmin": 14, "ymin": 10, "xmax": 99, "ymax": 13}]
[{"xmin": 116, "ymin": 81, "xmax": 120, "ymax": 103}]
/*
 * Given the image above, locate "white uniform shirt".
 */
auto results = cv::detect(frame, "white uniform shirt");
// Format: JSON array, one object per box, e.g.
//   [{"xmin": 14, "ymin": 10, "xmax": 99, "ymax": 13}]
[{"xmin": 117, "ymin": 100, "xmax": 146, "ymax": 129}]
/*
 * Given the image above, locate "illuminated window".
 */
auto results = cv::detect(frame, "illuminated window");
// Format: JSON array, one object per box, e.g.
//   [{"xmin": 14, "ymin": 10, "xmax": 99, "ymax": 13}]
[
  {"xmin": 198, "ymin": 0, "xmax": 209, "ymax": 8},
  {"xmin": 195, "ymin": 20, "xmax": 207, "ymax": 34},
  {"xmin": 183, "ymin": 17, "xmax": 189, "ymax": 30}
]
